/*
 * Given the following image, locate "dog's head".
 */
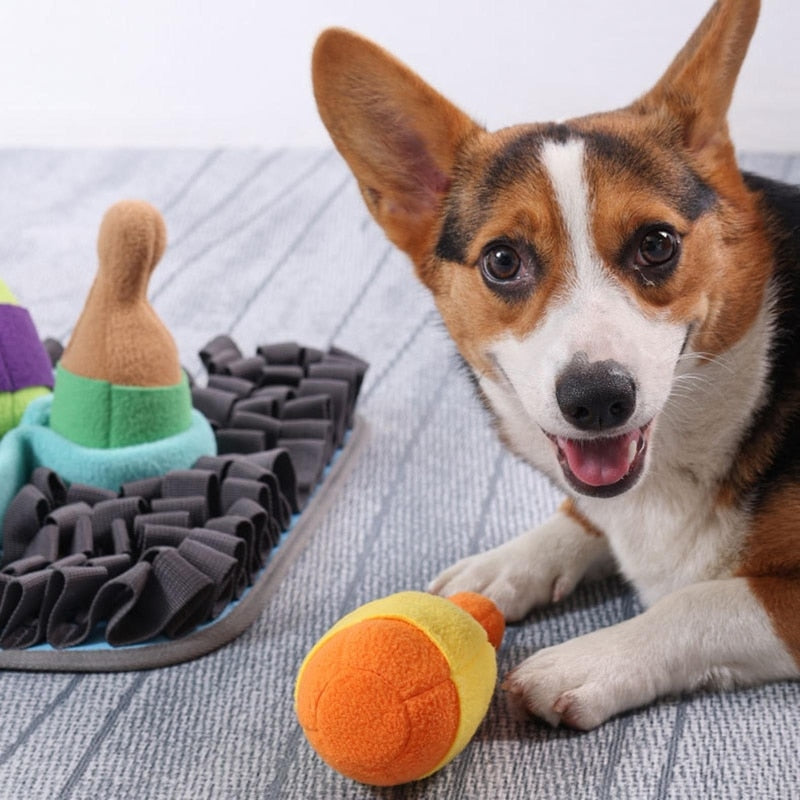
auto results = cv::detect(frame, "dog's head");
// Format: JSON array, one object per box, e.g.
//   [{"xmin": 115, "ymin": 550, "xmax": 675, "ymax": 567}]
[{"xmin": 312, "ymin": 0, "xmax": 770, "ymax": 498}]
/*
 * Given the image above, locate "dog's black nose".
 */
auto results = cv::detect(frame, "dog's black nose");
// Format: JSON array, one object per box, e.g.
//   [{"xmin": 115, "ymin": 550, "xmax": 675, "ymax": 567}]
[{"xmin": 556, "ymin": 358, "xmax": 636, "ymax": 431}]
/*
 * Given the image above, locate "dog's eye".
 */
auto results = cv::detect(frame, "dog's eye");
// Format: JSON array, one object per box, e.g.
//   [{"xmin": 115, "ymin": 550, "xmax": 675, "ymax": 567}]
[
  {"xmin": 636, "ymin": 228, "xmax": 679, "ymax": 267},
  {"xmin": 482, "ymin": 245, "xmax": 521, "ymax": 281}
]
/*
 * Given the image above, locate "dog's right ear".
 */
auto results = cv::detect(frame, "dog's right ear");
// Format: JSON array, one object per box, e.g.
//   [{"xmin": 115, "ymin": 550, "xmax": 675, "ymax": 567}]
[{"xmin": 312, "ymin": 28, "xmax": 481, "ymax": 266}]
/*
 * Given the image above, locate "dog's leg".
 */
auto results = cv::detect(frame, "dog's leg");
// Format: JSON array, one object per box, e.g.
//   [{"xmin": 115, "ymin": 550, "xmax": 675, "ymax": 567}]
[
  {"xmin": 503, "ymin": 577, "xmax": 800, "ymax": 730},
  {"xmin": 428, "ymin": 502, "xmax": 615, "ymax": 621}
]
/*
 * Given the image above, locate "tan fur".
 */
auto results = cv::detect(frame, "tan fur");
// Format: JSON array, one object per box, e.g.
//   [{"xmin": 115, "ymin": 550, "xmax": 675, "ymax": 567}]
[
  {"xmin": 560, "ymin": 499, "xmax": 603, "ymax": 539},
  {"xmin": 739, "ymin": 488, "xmax": 800, "ymax": 666},
  {"xmin": 60, "ymin": 200, "xmax": 182, "ymax": 387}
]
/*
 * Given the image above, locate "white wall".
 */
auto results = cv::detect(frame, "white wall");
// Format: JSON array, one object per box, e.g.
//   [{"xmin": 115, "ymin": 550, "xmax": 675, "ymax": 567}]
[{"xmin": 1, "ymin": 0, "xmax": 798, "ymax": 151}]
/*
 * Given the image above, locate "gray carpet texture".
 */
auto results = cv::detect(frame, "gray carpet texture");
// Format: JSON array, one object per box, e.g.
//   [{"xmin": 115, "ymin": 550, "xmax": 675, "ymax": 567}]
[{"xmin": 0, "ymin": 149, "xmax": 798, "ymax": 799}]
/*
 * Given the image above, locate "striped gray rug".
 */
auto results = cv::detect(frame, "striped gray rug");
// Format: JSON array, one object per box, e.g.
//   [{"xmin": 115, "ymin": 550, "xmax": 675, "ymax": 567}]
[{"xmin": 0, "ymin": 149, "xmax": 797, "ymax": 799}]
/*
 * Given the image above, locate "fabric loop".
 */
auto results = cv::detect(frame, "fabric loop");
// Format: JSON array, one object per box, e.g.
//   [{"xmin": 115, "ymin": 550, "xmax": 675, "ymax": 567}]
[
  {"xmin": 150, "ymin": 496, "xmax": 209, "ymax": 528},
  {"xmin": 220, "ymin": 477, "xmax": 272, "ymax": 518},
  {"xmin": 256, "ymin": 341, "xmax": 302, "ymax": 365},
  {"xmin": 1, "ymin": 485, "xmax": 51, "ymax": 565},
  {"xmin": 43, "ymin": 565, "xmax": 110, "ymax": 648},
  {"xmin": 187, "ymin": 528, "xmax": 248, "ymax": 594},
  {"xmin": 23, "ymin": 524, "xmax": 59, "ymax": 562},
  {"xmin": 214, "ymin": 428, "xmax": 267, "ymax": 455},
  {"xmin": 65, "ymin": 483, "xmax": 118, "ymax": 506},
  {"xmin": 91, "ymin": 497, "xmax": 148, "ymax": 541},
  {"xmin": 45, "ymin": 502, "xmax": 93, "ymax": 536},
  {"xmin": 280, "ymin": 419, "xmax": 335, "ymax": 463},
  {"xmin": 199, "ymin": 335, "xmax": 241, "ymax": 369},
  {"xmin": 244, "ymin": 449, "xmax": 298, "ymax": 513},
  {"xmin": 280, "ymin": 394, "xmax": 332, "ymax": 423},
  {"xmin": 71, "ymin": 516, "xmax": 95, "ymax": 556},
  {"xmin": 140, "ymin": 523, "xmax": 192, "ymax": 550},
  {"xmin": 176, "ymin": 538, "xmax": 238, "ymax": 618},
  {"xmin": 258, "ymin": 365, "xmax": 304, "ymax": 388},
  {"xmin": 206, "ymin": 374, "xmax": 254, "ymax": 398},
  {"xmin": 29, "ymin": 467, "xmax": 67, "ymax": 507},
  {"xmin": 132, "ymin": 511, "xmax": 190, "ymax": 544},
  {"xmin": 2, "ymin": 555, "xmax": 50, "ymax": 577},
  {"xmin": 204, "ymin": 515, "xmax": 256, "ymax": 587},
  {"xmin": 190, "ymin": 386, "xmax": 238, "ymax": 426},
  {"xmin": 119, "ymin": 476, "xmax": 164, "ymax": 501},
  {"xmin": 225, "ymin": 461, "xmax": 286, "ymax": 530},
  {"xmin": 229, "ymin": 411, "xmax": 281, "ymax": 445},
  {"xmin": 221, "ymin": 356, "xmax": 266, "ymax": 382},
  {"xmin": 277, "ymin": 439, "xmax": 328, "ymax": 509},
  {"xmin": 192, "ymin": 455, "xmax": 237, "ymax": 479},
  {"xmin": 222, "ymin": 498, "xmax": 270, "ymax": 572},
  {"xmin": 0, "ymin": 570, "xmax": 51, "ymax": 648},
  {"xmin": 233, "ymin": 395, "xmax": 281, "ymax": 419},
  {"xmin": 161, "ymin": 469, "xmax": 221, "ymax": 518},
  {"xmin": 297, "ymin": 377, "xmax": 351, "ymax": 446},
  {"xmin": 205, "ymin": 349, "xmax": 243, "ymax": 375}
]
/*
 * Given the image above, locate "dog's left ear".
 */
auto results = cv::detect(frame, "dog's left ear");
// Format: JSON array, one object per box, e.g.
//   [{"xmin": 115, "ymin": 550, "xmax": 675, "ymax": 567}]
[{"xmin": 631, "ymin": 0, "xmax": 760, "ymax": 153}]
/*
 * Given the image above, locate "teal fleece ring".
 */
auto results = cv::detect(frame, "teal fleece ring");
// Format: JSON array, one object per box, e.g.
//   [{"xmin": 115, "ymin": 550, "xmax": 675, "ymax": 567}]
[{"xmin": 0, "ymin": 395, "xmax": 216, "ymax": 544}]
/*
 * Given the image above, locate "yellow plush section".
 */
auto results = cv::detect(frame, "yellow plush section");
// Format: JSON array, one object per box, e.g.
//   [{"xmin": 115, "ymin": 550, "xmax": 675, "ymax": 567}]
[
  {"xmin": 295, "ymin": 591, "xmax": 497, "ymax": 784},
  {"xmin": 0, "ymin": 280, "xmax": 18, "ymax": 305},
  {"xmin": 0, "ymin": 386, "xmax": 50, "ymax": 437}
]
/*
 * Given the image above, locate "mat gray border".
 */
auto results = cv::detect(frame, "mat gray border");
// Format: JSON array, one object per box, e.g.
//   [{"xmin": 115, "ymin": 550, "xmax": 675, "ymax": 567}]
[{"xmin": 0, "ymin": 415, "xmax": 370, "ymax": 673}]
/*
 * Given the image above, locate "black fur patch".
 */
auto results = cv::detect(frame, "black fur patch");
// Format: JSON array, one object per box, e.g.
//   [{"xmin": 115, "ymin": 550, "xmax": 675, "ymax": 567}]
[
  {"xmin": 674, "ymin": 169, "xmax": 717, "ymax": 222},
  {"xmin": 480, "ymin": 126, "xmax": 554, "ymax": 203},
  {"xmin": 586, "ymin": 130, "xmax": 716, "ymax": 221},
  {"xmin": 435, "ymin": 207, "xmax": 469, "ymax": 264},
  {"xmin": 733, "ymin": 172, "xmax": 800, "ymax": 506}
]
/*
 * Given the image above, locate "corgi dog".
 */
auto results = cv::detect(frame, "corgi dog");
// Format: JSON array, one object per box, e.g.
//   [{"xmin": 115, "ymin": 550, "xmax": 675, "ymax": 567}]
[{"xmin": 311, "ymin": 0, "xmax": 800, "ymax": 730}]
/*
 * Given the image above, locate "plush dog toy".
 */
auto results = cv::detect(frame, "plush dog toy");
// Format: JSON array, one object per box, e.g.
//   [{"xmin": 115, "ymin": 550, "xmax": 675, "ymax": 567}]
[
  {"xmin": 294, "ymin": 590, "xmax": 504, "ymax": 786},
  {"xmin": 0, "ymin": 200, "xmax": 216, "ymax": 532}
]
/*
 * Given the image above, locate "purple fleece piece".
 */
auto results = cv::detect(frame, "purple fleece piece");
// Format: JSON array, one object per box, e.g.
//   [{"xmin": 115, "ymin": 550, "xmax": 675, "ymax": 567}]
[{"xmin": 0, "ymin": 305, "xmax": 55, "ymax": 392}]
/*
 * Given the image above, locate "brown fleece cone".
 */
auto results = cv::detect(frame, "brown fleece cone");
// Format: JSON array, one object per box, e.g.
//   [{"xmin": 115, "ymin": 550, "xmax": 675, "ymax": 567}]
[{"xmin": 60, "ymin": 200, "xmax": 182, "ymax": 387}]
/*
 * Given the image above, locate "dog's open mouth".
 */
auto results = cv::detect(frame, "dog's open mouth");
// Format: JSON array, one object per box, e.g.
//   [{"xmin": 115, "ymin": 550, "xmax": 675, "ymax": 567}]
[{"xmin": 546, "ymin": 423, "xmax": 652, "ymax": 498}]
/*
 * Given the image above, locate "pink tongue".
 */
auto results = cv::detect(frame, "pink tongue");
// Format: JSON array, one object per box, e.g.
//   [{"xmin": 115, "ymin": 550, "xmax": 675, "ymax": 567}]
[{"xmin": 558, "ymin": 431, "xmax": 639, "ymax": 487}]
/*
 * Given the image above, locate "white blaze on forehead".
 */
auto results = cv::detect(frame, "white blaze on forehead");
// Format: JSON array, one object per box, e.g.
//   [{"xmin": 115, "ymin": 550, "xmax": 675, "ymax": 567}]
[{"xmin": 540, "ymin": 138, "xmax": 602, "ymax": 290}]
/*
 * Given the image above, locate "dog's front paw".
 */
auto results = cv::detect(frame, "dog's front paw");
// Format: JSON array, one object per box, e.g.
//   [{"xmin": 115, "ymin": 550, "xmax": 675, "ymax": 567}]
[
  {"xmin": 428, "ymin": 544, "xmax": 548, "ymax": 622},
  {"xmin": 429, "ymin": 512, "xmax": 612, "ymax": 621},
  {"xmin": 502, "ymin": 632, "xmax": 651, "ymax": 730}
]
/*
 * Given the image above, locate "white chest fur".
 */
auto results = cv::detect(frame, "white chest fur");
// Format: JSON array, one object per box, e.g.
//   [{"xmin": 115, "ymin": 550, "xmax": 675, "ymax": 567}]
[
  {"xmin": 580, "ymin": 478, "xmax": 747, "ymax": 605},
  {"xmin": 576, "ymin": 291, "xmax": 775, "ymax": 606}
]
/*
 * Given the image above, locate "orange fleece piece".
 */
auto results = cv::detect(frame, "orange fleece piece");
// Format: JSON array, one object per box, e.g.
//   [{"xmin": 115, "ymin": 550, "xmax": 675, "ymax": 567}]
[{"xmin": 296, "ymin": 618, "xmax": 459, "ymax": 786}]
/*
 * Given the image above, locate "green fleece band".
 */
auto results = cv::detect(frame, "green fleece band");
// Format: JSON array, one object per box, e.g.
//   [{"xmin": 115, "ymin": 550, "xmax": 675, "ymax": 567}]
[{"xmin": 49, "ymin": 365, "xmax": 193, "ymax": 448}]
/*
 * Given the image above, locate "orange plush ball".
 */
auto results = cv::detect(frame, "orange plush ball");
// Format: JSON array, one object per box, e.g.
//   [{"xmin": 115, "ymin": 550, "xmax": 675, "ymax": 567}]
[{"xmin": 294, "ymin": 591, "xmax": 504, "ymax": 786}]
